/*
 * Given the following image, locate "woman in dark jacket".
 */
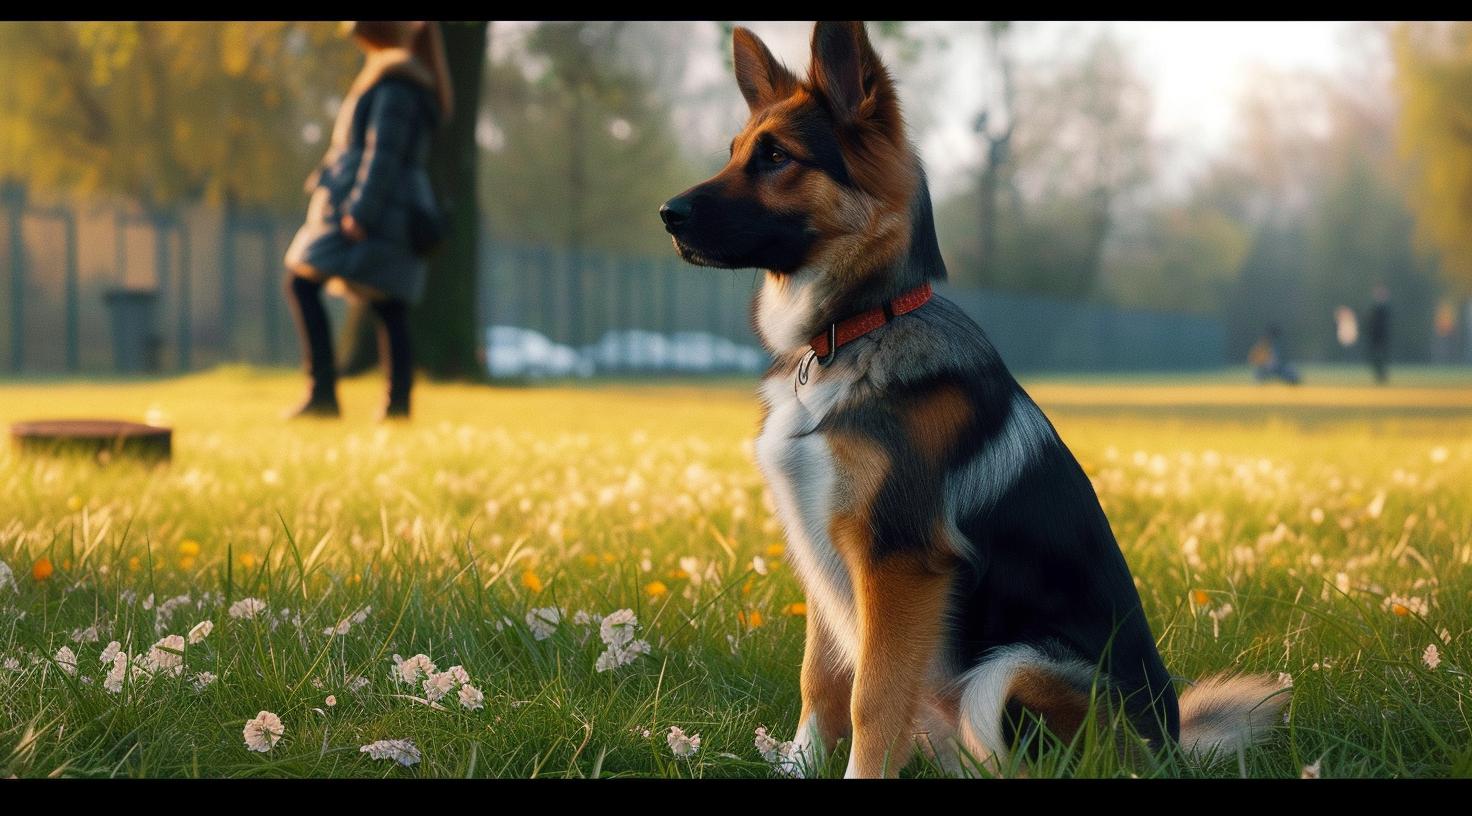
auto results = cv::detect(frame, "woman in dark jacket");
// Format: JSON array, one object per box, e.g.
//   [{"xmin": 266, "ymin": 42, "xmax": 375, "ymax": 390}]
[{"xmin": 283, "ymin": 20, "xmax": 451, "ymax": 420}]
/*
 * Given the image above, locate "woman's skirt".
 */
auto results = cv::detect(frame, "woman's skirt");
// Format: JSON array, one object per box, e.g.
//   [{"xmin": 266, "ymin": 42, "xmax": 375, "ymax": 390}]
[{"xmin": 284, "ymin": 187, "xmax": 427, "ymax": 305}]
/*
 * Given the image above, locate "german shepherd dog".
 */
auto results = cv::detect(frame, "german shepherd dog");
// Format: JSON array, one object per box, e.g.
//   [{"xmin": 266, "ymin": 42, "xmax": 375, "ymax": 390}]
[{"xmin": 661, "ymin": 21, "xmax": 1289, "ymax": 778}]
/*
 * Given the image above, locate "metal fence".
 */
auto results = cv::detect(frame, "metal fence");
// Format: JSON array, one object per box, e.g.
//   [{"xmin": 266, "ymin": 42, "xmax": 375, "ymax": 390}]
[{"xmin": 1, "ymin": 186, "xmax": 1229, "ymax": 377}]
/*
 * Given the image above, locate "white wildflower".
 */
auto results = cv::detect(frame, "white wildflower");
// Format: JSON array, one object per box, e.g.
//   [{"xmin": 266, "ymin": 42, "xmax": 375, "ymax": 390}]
[
  {"xmin": 70, "ymin": 625, "xmax": 99, "ymax": 644},
  {"xmin": 104, "ymin": 652, "xmax": 130, "ymax": 693},
  {"xmin": 360, "ymin": 739, "xmax": 420, "ymax": 766},
  {"xmin": 322, "ymin": 618, "xmax": 352, "ymax": 637},
  {"xmin": 667, "ymin": 726, "xmax": 701, "ymax": 759},
  {"xmin": 146, "ymin": 634, "xmax": 186, "ymax": 676},
  {"xmin": 423, "ymin": 671, "xmax": 458, "ymax": 702},
  {"xmin": 595, "ymin": 638, "xmax": 651, "ymax": 672},
  {"xmin": 679, "ymin": 556, "xmax": 703, "ymax": 587},
  {"xmin": 54, "ymin": 646, "xmax": 77, "ymax": 676},
  {"xmin": 351, "ymin": 606, "xmax": 372, "ymax": 624},
  {"xmin": 1301, "ymin": 757, "xmax": 1323, "ymax": 779},
  {"xmin": 1366, "ymin": 491, "xmax": 1386, "ymax": 520},
  {"xmin": 243, "ymin": 711, "xmax": 284, "ymax": 753},
  {"xmin": 526, "ymin": 607, "xmax": 562, "ymax": 641},
  {"xmin": 2, "ymin": 656, "xmax": 19, "ymax": 671},
  {"xmin": 754, "ymin": 726, "xmax": 799, "ymax": 775},
  {"xmin": 393, "ymin": 653, "xmax": 436, "ymax": 685},
  {"xmin": 192, "ymin": 672, "xmax": 216, "ymax": 690},
  {"xmin": 1424, "ymin": 644, "xmax": 1442, "ymax": 670},
  {"xmin": 600, "ymin": 608, "xmax": 639, "ymax": 648},
  {"xmin": 188, "ymin": 620, "xmax": 213, "ymax": 644},
  {"xmin": 99, "ymin": 640, "xmax": 121, "ymax": 665},
  {"xmin": 348, "ymin": 675, "xmax": 370, "ymax": 693},
  {"xmin": 229, "ymin": 597, "xmax": 267, "ymax": 620},
  {"xmin": 445, "ymin": 665, "xmax": 471, "ymax": 686},
  {"xmin": 458, "ymin": 684, "xmax": 485, "ymax": 710},
  {"xmin": 751, "ymin": 556, "xmax": 768, "ymax": 576},
  {"xmin": 325, "ymin": 695, "xmax": 337, "ymax": 707},
  {"xmin": 0, "ymin": 560, "xmax": 14, "ymax": 593}
]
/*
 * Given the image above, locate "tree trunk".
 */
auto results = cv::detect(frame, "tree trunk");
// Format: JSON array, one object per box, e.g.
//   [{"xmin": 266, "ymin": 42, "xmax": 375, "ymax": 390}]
[{"xmin": 412, "ymin": 21, "xmax": 488, "ymax": 380}]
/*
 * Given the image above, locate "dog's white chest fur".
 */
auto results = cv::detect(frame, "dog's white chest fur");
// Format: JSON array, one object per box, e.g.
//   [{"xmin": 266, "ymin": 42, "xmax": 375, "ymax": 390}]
[{"xmin": 755, "ymin": 366, "xmax": 861, "ymax": 666}]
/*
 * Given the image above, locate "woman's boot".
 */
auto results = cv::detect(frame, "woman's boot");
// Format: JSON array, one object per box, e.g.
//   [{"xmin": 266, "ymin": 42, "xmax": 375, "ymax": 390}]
[
  {"xmin": 372, "ymin": 298, "xmax": 413, "ymax": 421},
  {"xmin": 285, "ymin": 275, "xmax": 342, "ymax": 418}
]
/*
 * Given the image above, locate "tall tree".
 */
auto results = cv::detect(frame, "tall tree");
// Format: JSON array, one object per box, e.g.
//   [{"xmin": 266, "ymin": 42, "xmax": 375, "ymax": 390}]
[
  {"xmin": 412, "ymin": 21, "xmax": 488, "ymax": 380},
  {"xmin": 1393, "ymin": 22, "xmax": 1472, "ymax": 292},
  {"xmin": 0, "ymin": 22, "xmax": 355, "ymax": 211}
]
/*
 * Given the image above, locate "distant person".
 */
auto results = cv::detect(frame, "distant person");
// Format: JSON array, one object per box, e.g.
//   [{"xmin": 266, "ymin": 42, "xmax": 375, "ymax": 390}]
[
  {"xmin": 1249, "ymin": 324, "xmax": 1301, "ymax": 385},
  {"xmin": 1365, "ymin": 285, "xmax": 1391, "ymax": 385},
  {"xmin": 1334, "ymin": 305, "xmax": 1359, "ymax": 350},
  {"xmin": 282, "ymin": 21, "xmax": 452, "ymax": 420}
]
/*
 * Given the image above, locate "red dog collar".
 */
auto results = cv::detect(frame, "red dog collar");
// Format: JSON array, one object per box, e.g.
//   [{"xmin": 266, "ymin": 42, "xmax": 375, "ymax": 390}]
[{"xmin": 808, "ymin": 282, "xmax": 933, "ymax": 362}]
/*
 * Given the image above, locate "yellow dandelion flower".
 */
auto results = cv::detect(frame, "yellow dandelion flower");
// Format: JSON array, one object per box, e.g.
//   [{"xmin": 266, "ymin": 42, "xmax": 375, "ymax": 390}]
[
  {"xmin": 668, "ymin": 568, "xmax": 689, "ymax": 580},
  {"xmin": 178, "ymin": 539, "xmax": 201, "ymax": 558},
  {"xmin": 602, "ymin": 553, "xmax": 617, "ymax": 563},
  {"xmin": 66, "ymin": 495, "xmax": 83, "ymax": 512},
  {"xmin": 645, "ymin": 580, "xmax": 669, "ymax": 598},
  {"xmin": 128, "ymin": 556, "xmax": 141, "ymax": 572},
  {"xmin": 32, "ymin": 558, "xmax": 54, "ymax": 581},
  {"xmin": 1392, "ymin": 603, "xmax": 1410, "ymax": 617},
  {"xmin": 348, "ymin": 574, "xmax": 361, "ymax": 586},
  {"xmin": 1191, "ymin": 589, "xmax": 1209, "ymax": 607},
  {"xmin": 239, "ymin": 553, "xmax": 258, "ymax": 570},
  {"xmin": 742, "ymin": 576, "xmax": 755, "ymax": 596},
  {"xmin": 522, "ymin": 569, "xmax": 544, "ymax": 593},
  {"xmin": 738, "ymin": 610, "xmax": 764, "ymax": 628},
  {"xmin": 782, "ymin": 602, "xmax": 806, "ymax": 616},
  {"xmin": 765, "ymin": 543, "xmax": 785, "ymax": 558},
  {"xmin": 581, "ymin": 554, "xmax": 599, "ymax": 567},
  {"xmin": 179, "ymin": 556, "xmax": 196, "ymax": 571}
]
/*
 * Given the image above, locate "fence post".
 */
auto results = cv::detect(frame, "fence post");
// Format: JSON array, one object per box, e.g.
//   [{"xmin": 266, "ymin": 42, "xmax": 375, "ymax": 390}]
[
  {"xmin": 220, "ymin": 206, "xmax": 236, "ymax": 359},
  {"xmin": 262, "ymin": 221, "xmax": 281, "ymax": 363},
  {"xmin": 176, "ymin": 216, "xmax": 192, "ymax": 371},
  {"xmin": 4, "ymin": 181, "xmax": 26, "ymax": 373},
  {"xmin": 62, "ymin": 207, "xmax": 79, "ymax": 372},
  {"xmin": 537, "ymin": 245, "xmax": 554, "ymax": 337},
  {"xmin": 153, "ymin": 209, "xmax": 172, "ymax": 367},
  {"xmin": 665, "ymin": 257, "xmax": 679, "ymax": 337}
]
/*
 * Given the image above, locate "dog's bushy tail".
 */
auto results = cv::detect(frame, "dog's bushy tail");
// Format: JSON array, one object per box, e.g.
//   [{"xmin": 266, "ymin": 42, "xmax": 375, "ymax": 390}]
[{"xmin": 1178, "ymin": 673, "xmax": 1291, "ymax": 760}]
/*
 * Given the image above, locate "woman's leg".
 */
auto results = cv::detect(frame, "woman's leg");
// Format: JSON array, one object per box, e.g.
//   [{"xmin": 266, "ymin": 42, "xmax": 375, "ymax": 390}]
[
  {"xmin": 284, "ymin": 272, "xmax": 341, "ymax": 417},
  {"xmin": 370, "ymin": 298, "xmax": 413, "ymax": 419}
]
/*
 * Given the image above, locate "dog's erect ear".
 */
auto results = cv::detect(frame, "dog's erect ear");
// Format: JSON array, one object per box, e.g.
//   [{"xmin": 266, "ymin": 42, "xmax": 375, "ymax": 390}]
[
  {"xmin": 808, "ymin": 21, "xmax": 900, "ymax": 132},
  {"xmin": 733, "ymin": 26, "xmax": 798, "ymax": 113}
]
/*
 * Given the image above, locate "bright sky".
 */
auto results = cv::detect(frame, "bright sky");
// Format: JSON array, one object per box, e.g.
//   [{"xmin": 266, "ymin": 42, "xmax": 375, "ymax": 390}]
[
  {"xmin": 495, "ymin": 21, "xmax": 1369, "ymax": 199},
  {"xmin": 720, "ymin": 21, "xmax": 1364, "ymax": 198}
]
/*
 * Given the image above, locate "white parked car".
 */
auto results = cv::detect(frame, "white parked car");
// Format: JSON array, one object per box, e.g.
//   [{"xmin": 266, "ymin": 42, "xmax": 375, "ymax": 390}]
[
  {"xmin": 484, "ymin": 326, "xmax": 593, "ymax": 379},
  {"xmin": 580, "ymin": 330, "xmax": 673, "ymax": 372}
]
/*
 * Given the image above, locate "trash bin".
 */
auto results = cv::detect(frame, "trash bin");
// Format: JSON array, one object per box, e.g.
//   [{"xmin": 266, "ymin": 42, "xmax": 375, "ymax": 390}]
[{"xmin": 103, "ymin": 288, "xmax": 162, "ymax": 373}]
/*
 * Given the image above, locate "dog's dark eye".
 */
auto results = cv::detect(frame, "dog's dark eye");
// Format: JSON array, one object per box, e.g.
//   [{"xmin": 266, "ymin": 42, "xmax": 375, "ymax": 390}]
[{"xmin": 768, "ymin": 148, "xmax": 789, "ymax": 166}]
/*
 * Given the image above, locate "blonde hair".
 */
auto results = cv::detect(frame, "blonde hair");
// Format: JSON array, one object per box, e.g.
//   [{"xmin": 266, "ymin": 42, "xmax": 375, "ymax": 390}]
[{"xmin": 348, "ymin": 21, "xmax": 454, "ymax": 122}]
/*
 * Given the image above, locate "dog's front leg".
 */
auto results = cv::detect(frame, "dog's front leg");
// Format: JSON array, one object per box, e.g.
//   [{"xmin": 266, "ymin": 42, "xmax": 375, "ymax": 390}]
[
  {"xmin": 790, "ymin": 606, "xmax": 853, "ymax": 776},
  {"xmin": 845, "ymin": 552, "xmax": 951, "ymax": 779}
]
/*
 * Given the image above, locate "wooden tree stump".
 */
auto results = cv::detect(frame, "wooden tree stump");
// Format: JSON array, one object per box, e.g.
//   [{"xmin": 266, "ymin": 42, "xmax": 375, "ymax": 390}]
[{"xmin": 10, "ymin": 419, "xmax": 172, "ymax": 464}]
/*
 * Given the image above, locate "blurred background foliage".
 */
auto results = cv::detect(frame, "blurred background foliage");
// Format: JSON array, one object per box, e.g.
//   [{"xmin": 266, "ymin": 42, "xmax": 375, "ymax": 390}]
[{"xmin": 2, "ymin": 21, "xmax": 1472, "ymax": 366}]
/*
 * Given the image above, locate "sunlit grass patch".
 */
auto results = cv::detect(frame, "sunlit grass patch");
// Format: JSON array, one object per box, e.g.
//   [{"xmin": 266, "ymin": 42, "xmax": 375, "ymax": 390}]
[{"xmin": 1, "ymin": 368, "xmax": 1470, "ymax": 777}]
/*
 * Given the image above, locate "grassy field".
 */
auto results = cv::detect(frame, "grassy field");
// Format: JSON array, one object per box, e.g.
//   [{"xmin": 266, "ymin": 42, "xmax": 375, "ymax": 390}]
[{"xmin": 1, "ymin": 367, "xmax": 1470, "ymax": 778}]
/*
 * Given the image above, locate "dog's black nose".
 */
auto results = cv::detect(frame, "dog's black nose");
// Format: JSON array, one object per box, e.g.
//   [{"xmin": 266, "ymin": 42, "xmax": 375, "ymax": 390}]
[{"xmin": 660, "ymin": 195, "xmax": 692, "ymax": 231}]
